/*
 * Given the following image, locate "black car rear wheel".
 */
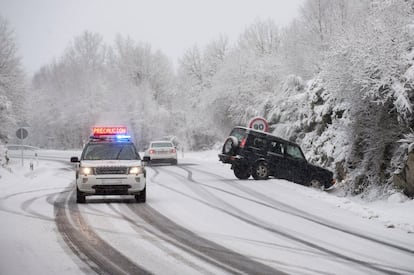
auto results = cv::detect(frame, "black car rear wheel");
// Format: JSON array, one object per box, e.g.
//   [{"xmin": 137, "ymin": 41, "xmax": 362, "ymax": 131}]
[
  {"xmin": 252, "ymin": 161, "xmax": 269, "ymax": 180},
  {"xmin": 234, "ymin": 165, "xmax": 251, "ymax": 180}
]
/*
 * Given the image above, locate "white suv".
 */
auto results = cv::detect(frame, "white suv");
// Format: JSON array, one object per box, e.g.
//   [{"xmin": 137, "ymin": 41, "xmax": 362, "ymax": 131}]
[
  {"xmin": 70, "ymin": 127, "xmax": 146, "ymax": 203},
  {"xmin": 144, "ymin": 141, "xmax": 178, "ymax": 165}
]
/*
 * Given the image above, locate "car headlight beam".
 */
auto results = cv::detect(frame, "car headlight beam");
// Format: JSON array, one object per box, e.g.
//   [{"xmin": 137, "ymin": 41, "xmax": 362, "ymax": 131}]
[
  {"xmin": 129, "ymin": 166, "xmax": 143, "ymax": 175},
  {"xmin": 80, "ymin": 167, "xmax": 93, "ymax": 176}
]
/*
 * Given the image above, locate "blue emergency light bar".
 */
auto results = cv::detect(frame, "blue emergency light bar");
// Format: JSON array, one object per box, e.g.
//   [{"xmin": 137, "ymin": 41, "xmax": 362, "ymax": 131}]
[{"xmin": 116, "ymin": 135, "xmax": 131, "ymax": 140}]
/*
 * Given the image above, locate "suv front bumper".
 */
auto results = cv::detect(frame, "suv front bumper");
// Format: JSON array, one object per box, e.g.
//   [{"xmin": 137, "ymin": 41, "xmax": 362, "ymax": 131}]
[{"xmin": 77, "ymin": 174, "xmax": 146, "ymax": 195}]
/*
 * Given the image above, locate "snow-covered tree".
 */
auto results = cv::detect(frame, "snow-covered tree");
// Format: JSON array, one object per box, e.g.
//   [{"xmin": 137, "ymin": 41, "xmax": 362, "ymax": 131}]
[
  {"xmin": 268, "ymin": 0, "xmax": 414, "ymax": 195},
  {"xmin": 315, "ymin": 0, "xmax": 414, "ymax": 192},
  {"xmin": 238, "ymin": 19, "xmax": 280, "ymax": 56},
  {"xmin": 28, "ymin": 31, "xmax": 176, "ymax": 149},
  {"xmin": 0, "ymin": 16, "xmax": 26, "ymax": 143},
  {"xmin": 28, "ymin": 31, "xmax": 110, "ymax": 148},
  {"xmin": 203, "ymin": 35, "xmax": 229, "ymax": 88}
]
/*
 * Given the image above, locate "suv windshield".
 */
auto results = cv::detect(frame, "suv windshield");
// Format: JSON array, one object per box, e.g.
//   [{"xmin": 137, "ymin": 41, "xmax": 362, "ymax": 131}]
[{"xmin": 82, "ymin": 143, "xmax": 139, "ymax": 160}]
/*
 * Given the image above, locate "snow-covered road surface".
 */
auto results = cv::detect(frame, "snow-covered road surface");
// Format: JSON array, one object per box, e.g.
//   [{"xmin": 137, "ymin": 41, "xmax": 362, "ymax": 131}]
[{"xmin": 1, "ymin": 150, "xmax": 414, "ymax": 274}]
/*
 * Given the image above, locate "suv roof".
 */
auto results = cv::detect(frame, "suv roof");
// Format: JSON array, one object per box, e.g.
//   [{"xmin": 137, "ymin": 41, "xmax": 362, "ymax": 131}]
[{"xmin": 231, "ymin": 126, "xmax": 299, "ymax": 147}]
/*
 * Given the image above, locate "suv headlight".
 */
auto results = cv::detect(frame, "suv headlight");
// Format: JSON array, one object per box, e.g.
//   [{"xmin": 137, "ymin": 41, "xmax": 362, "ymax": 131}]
[
  {"xmin": 129, "ymin": 166, "xmax": 143, "ymax": 175},
  {"xmin": 79, "ymin": 167, "xmax": 94, "ymax": 176}
]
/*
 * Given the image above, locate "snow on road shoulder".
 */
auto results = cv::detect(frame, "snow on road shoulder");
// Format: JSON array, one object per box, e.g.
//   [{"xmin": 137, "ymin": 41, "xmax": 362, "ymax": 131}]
[
  {"xmin": 184, "ymin": 150, "xmax": 414, "ymax": 234},
  {"xmin": 295, "ymin": 183, "xmax": 414, "ymax": 233},
  {"xmin": 0, "ymin": 157, "xmax": 81, "ymax": 275},
  {"xmin": 330, "ymin": 191, "xmax": 414, "ymax": 233}
]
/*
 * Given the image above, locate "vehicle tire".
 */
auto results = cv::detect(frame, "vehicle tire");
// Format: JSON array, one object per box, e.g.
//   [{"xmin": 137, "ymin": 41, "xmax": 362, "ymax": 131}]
[
  {"xmin": 171, "ymin": 159, "xmax": 178, "ymax": 165},
  {"xmin": 135, "ymin": 187, "xmax": 146, "ymax": 203},
  {"xmin": 233, "ymin": 165, "xmax": 251, "ymax": 180},
  {"xmin": 252, "ymin": 161, "xmax": 269, "ymax": 180},
  {"xmin": 222, "ymin": 136, "xmax": 239, "ymax": 155},
  {"xmin": 76, "ymin": 187, "xmax": 86, "ymax": 203}
]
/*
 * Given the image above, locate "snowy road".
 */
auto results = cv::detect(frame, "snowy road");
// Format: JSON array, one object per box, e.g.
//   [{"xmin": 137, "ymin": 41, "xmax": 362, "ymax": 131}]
[{"xmin": 1, "ymin": 150, "xmax": 414, "ymax": 274}]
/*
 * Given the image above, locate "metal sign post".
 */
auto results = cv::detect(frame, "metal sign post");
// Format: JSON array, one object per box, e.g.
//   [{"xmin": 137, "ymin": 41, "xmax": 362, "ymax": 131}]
[{"xmin": 16, "ymin": 128, "xmax": 28, "ymax": 166}]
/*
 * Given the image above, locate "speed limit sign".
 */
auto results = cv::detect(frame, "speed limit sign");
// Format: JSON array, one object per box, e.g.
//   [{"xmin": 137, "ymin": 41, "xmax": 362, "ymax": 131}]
[{"xmin": 248, "ymin": 117, "xmax": 269, "ymax": 132}]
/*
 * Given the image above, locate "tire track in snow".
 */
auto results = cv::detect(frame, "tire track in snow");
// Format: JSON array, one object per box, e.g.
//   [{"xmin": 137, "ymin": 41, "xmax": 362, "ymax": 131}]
[
  {"xmin": 54, "ymin": 186, "xmax": 152, "ymax": 275},
  {"xmin": 108, "ymin": 204, "xmax": 222, "ymax": 275},
  {"xmin": 0, "ymin": 187, "xmax": 70, "ymax": 221},
  {"xmin": 146, "ymin": 166, "xmax": 286, "ymax": 275},
  {"xmin": 21, "ymin": 192, "xmax": 61, "ymax": 221},
  {"xmin": 151, "ymin": 165, "xmax": 409, "ymax": 275}
]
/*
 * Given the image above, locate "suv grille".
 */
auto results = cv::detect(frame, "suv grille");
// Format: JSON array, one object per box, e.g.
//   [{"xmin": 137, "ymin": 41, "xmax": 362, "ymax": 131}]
[
  {"xmin": 92, "ymin": 185, "xmax": 131, "ymax": 195},
  {"xmin": 95, "ymin": 167, "xmax": 128, "ymax": 175}
]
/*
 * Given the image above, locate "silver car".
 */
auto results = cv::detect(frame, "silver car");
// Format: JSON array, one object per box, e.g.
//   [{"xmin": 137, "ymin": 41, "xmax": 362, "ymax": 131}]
[{"xmin": 145, "ymin": 141, "xmax": 178, "ymax": 165}]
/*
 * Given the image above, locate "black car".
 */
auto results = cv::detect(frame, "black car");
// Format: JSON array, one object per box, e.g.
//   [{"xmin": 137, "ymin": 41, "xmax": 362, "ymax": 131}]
[{"xmin": 218, "ymin": 126, "xmax": 335, "ymax": 189}]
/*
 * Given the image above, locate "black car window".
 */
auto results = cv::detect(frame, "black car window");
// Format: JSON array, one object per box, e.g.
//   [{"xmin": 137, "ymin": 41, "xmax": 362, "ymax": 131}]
[
  {"xmin": 269, "ymin": 141, "xmax": 283, "ymax": 154},
  {"xmin": 285, "ymin": 144, "xmax": 305, "ymax": 160},
  {"xmin": 229, "ymin": 128, "xmax": 247, "ymax": 142},
  {"xmin": 251, "ymin": 137, "xmax": 267, "ymax": 150}
]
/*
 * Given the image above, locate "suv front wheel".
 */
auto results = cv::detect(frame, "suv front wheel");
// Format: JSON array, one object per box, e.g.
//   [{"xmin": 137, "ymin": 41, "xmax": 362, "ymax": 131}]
[
  {"xmin": 135, "ymin": 187, "xmax": 146, "ymax": 203},
  {"xmin": 252, "ymin": 161, "xmax": 269, "ymax": 180},
  {"xmin": 76, "ymin": 187, "xmax": 86, "ymax": 203}
]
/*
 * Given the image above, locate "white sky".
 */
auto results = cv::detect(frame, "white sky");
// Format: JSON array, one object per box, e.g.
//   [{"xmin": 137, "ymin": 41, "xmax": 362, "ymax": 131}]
[{"xmin": 0, "ymin": 0, "xmax": 304, "ymax": 75}]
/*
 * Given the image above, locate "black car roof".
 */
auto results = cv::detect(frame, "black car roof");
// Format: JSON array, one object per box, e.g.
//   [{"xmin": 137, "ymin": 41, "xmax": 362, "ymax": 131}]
[{"xmin": 233, "ymin": 126, "xmax": 300, "ymax": 147}]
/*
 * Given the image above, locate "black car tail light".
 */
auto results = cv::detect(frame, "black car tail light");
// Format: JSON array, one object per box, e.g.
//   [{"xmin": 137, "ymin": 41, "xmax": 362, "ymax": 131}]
[{"xmin": 240, "ymin": 137, "xmax": 246, "ymax": 148}]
